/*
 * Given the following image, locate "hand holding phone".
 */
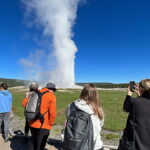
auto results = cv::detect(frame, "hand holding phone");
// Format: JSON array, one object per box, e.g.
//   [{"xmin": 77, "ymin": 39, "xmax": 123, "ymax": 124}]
[{"xmin": 129, "ymin": 81, "xmax": 136, "ymax": 92}]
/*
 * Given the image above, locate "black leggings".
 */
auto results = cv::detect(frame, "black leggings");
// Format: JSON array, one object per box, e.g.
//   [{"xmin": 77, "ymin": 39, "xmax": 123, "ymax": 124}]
[
  {"xmin": 30, "ymin": 127, "xmax": 50, "ymax": 150},
  {"xmin": 24, "ymin": 120, "xmax": 30, "ymax": 135}
]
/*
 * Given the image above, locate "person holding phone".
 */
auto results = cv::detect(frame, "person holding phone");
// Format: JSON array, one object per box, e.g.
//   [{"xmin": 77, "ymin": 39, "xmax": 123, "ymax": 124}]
[{"xmin": 118, "ymin": 79, "xmax": 150, "ymax": 150}]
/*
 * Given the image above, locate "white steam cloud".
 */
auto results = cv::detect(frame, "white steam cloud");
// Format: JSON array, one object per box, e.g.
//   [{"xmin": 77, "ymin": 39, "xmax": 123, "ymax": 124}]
[{"xmin": 21, "ymin": 0, "xmax": 84, "ymax": 88}]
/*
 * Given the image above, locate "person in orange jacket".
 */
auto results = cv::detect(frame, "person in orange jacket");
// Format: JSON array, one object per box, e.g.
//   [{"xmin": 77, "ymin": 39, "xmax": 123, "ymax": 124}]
[{"xmin": 22, "ymin": 83, "xmax": 57, "ymax": 150}]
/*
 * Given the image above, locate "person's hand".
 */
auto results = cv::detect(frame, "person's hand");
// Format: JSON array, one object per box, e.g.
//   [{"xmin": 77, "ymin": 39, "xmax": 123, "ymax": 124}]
[
  {"xmin": 26, "ymin": 91, "xmax": 32, "ymax": 98},
  {"xmin": 10, "ymin": 111, "xmax": 14, "ymax": 118},
  {"xmin": 127, "ymin": 86, "xmax": 133, "ymax": 96},
  {"xmin": 133, "ymin": 84, "xmax": 141, "ymax": 96}
]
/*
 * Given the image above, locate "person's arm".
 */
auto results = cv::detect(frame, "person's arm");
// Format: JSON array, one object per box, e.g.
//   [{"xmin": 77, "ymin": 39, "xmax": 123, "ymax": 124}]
[
  {"xmin": 10, "ymin": 109, "xmax": 14, "ymax": 118},
  {"xmin": 123, "ymin": 95, "xmax": 133, "ymax": 112},
  {"xmin": 10, "ymin": 93, "xmax": 13, "ymax": 117},
  {"xmin": 22, "ymin": 98, "xmax": 29, "ymax": 108},
  {"xmin": 48, "ymin": 94, "xmax": 57, "ymax": 126},
  {"xmin": 123, "ymin": 83, "xmax": 141, "ymax": 112},
  {"xmin": 123, "ymin": 86, "xmax": 134, "ymax": 112}
]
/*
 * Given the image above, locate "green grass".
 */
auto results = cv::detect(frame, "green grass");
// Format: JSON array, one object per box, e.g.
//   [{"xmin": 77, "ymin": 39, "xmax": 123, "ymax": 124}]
[
  {"xmin": 100, "ymin": 90, "xmax": 127, "ymax": 131},
  {"xmin": 11, "ymin": 89, "xmax": 128, "ymax": 131},
  {"xmin": 11, "ymin": 91, "xmax": 25, "ymax": 118},
  {"xmin": 103, "ymin": 133, "xmax": 119, "ymax": 140}
]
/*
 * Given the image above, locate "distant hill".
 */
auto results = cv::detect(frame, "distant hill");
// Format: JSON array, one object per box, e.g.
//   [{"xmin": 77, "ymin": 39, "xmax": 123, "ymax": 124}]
[
  {"xmin": 0, "ymin": 78, "xmax": 29, "ymax": 87},
  {"xmin": 77, "ymin": 82, "xmax": 128, "ymax": 88},
  {"xmin": 0, "ymin": 78, "xmax": 129, "ymax": 88}
]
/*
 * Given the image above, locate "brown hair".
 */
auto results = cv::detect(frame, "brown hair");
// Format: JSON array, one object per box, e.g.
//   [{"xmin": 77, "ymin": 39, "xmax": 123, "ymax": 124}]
[
  {"xmin": 80, "ymin": 84, "xmax": 104, "ymax": 120},
  {"xmin": 1, "ymin": 83, "xmax": 8, "ymax": 90},
  {"xmin": 139, "ymin": 79, "xmax": 150, "ymax": 96}
]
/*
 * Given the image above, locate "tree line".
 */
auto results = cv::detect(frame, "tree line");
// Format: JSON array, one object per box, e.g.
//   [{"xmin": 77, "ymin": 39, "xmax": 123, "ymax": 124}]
[
  {"xmin": 0, "ymin": 78, "xmax": 29, "ymax": 87},
  {"xmin": 0, "ymin": 78, "xmax": 129, "ymax": 88},
  {"xmin": 77, "ymin": 82, "xmax": 129, "ymax": 88}
]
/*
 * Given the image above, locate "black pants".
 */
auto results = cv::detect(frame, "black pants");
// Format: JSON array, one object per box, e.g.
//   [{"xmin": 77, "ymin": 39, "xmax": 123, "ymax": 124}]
[
  {"xmin": 24, "ymin": 120, "xmax": 30, "ymax": 135},
  {"xmin": 30, "ymin": 127, "xmax": 50, "ymax": 150}
]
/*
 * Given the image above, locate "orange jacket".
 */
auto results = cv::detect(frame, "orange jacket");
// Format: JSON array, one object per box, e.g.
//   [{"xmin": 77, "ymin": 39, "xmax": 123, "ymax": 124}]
[{"xmin": 22, "ymin": 88, "xmax": 56, "ymax": 130}]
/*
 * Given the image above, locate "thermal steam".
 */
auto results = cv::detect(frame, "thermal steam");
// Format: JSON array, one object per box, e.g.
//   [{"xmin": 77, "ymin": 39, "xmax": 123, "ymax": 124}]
[{"xmin": 20, "ymin": 0, "xmax": 83, "ymax": 88}]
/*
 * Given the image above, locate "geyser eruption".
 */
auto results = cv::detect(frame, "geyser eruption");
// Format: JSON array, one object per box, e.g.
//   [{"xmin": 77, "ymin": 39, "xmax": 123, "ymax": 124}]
[{"xmin": 21, "ymin": 0, "xmax": 83, "ymax": 88}]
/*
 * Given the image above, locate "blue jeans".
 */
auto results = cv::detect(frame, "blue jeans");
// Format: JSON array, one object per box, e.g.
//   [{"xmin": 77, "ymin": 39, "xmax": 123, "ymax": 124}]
[{"xmin": 0, "ymin": 112, "xmax": 10, "ymax": 140}]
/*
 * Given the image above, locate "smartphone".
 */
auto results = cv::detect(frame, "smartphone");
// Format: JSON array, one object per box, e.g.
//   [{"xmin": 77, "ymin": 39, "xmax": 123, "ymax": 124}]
[{"xmin": 129, "ymin": 81, "xmax": 136, "ymax": 92}]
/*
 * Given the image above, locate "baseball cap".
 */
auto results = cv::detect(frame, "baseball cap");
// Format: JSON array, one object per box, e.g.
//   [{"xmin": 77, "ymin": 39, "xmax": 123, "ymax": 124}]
[{"xmin": 46, "ymin": 83, "xmax": 57, "ymax": 90}]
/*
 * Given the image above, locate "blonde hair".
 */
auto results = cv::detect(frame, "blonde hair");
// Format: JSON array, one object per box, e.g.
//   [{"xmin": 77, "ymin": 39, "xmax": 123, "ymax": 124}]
[
  {"xmin": 139, "ymin": 79, "xmax": 150, "ymax": 95},
  {"xmin": 80, "ymin": 84, "xmax": 104, "ymax": 120}
]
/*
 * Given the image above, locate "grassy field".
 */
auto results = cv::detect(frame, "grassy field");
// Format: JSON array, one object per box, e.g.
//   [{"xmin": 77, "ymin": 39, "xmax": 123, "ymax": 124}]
[{"xmin": 10, "ymin": 89, "xmax": 128, "ymax": 131}]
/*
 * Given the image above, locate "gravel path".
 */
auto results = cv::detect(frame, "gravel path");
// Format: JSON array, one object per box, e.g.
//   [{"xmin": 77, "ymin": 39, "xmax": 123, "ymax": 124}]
[
  {"xmin": 10, "ymin": 114, "xmax": 120, "ymax": 147},
  {"xmin": 10, "ymin": 115, "xmax": 25, "ymax": 133}
]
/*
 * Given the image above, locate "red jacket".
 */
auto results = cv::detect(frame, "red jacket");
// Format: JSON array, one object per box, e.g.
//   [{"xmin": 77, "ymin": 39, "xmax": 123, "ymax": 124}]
[{"xmin": 22, "ymin": 88, "xmax": 56, "ymax": 130}]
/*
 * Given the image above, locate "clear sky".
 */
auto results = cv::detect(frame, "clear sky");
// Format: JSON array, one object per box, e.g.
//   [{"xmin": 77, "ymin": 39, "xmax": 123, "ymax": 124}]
[{"xmin": 0, "ymin": 0, "xmax": 150, "ymax": 83}]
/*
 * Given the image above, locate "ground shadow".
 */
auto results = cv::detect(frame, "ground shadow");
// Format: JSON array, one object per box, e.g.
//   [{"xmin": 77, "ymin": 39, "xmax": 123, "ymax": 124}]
[
  {"xmin": 10, "ymin": 135, "xmax": 51, "ymax": 150},
  {"xmin": 47, "ymin": 138, "xmax": 63, "ymax": 150},
  {"xmin": 10, "ymin": 135, "xmax": 33, "ymax": 150}
]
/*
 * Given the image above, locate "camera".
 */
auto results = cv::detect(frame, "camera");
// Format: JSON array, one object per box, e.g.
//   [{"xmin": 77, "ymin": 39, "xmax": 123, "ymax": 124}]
[{"xmin": 129, "ymin": 81, "xmax": 136, "ymax": 92}]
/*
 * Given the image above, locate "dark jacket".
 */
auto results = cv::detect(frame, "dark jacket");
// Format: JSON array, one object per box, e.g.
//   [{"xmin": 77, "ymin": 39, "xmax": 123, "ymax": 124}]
[{"xmin": 123, "ymin": 95, "xmax": 150, "ymax": 150}]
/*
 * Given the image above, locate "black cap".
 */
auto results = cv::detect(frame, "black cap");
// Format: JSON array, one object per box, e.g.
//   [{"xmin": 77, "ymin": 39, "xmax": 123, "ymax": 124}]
[{"xmin": 46, "ymin": 83, "xmax": 57, "ymax": 90}]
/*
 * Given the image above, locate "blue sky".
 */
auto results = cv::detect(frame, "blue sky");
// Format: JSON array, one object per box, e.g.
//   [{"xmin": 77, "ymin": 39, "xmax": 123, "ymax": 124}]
[{"xmin": 0, "ymin": 0, "xmax": 150, "ymax": 83}]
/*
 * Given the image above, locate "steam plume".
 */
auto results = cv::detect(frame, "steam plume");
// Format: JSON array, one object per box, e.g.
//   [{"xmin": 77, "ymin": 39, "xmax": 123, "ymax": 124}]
[{"xmin": 21, "ymin": 0, "xmax": 83, "ymax": 88}]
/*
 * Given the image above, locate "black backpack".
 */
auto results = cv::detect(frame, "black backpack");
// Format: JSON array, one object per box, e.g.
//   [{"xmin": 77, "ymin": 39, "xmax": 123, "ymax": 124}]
[
  {"xmin": 63, "ymin": 102, "xmax": 95, "ymax": 150},
  {"xmin": 25, "ymin": 91, "xmax": 49, "ymax": 124}
]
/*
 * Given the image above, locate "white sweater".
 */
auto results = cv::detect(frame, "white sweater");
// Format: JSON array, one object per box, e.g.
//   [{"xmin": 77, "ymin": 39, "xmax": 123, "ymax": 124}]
[{"xmin": 67, "ymin": 99, "xmax": 104, "ymax": 150}]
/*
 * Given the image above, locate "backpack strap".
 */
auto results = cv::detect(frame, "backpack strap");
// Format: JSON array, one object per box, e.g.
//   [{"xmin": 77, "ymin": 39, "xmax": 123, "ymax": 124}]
[
  {"xmin": 39, "ymin": 111, "xmax": 48, "ymax": 128},
  {"xmin": 39, "ymin": 91, "xmax": 50, "ymax": 128},
  {"xmin": 68, "ymin": 102, "xmax": 82, "ymax": 117},
  {"xmin": 69, "ymin": 102, "xmax": 76, "ymax": 116},
  {"xmin": 42, "ymin": 91, "xmax": 49, "ymax": 95}
]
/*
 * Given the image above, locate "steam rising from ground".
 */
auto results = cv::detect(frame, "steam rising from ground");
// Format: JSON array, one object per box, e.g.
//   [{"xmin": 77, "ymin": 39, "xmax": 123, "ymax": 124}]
[{"xmin": 20, "ymin": 0, "xmax": 84, "ymax": 88}]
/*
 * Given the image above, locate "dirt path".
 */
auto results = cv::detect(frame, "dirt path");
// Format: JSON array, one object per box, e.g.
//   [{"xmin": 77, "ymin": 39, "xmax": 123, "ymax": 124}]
[{"xmin": 11, "ymin": 114, "xmax": 120, "ymax": 145}]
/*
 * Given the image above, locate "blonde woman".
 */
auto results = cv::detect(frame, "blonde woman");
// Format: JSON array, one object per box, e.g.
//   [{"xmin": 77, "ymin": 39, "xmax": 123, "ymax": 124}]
[
  {"xmin": 118, "ymin": 79, "xmax": 150, "ymax": 150},
  {"xmin": 65, "ymin": 84, "xmax": 104, "ymax": 150}
]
